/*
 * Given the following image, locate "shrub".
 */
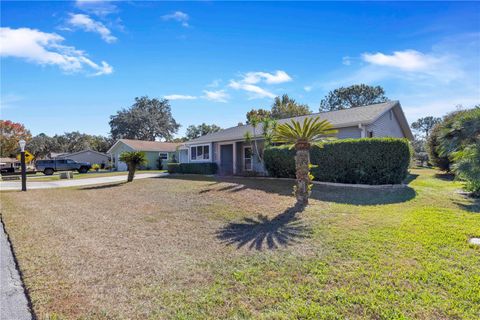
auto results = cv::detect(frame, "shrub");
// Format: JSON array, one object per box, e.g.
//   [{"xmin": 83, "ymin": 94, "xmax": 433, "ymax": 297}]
[
  {"xmin": 91, "ymin": 164, "xmax": 101, "ymax": 171},
  {"xmin": 452, "ymin": 143, "xmax": 480, "ymax": 197},
  {"xmin": 167, "ymin": 163, "xmax": 218, "ymax": 175},
  {"xmin": 427, "ymin": 124, "xmax": 451, "ymax": 171},
  {"xmin": 264, "ymin": 138, "xmax": 412, "ymax": 185}
]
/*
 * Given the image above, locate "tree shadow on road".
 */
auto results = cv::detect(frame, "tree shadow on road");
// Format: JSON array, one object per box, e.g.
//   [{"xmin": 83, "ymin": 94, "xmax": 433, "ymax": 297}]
[{"xmin": 216, "ymin": 204, "xmax": 311, "ymax": 250}]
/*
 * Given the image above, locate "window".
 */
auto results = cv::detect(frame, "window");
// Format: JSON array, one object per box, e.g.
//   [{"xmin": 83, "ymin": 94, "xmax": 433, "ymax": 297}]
[
  {"xmin": 244, "ymin": 147, "xmax": 252, "ymax": 171},
  {"xmin": 159, "ymin": 153, "xmax": 168, "ymax": 160},
  {"xmin": 368, "ymin": 131, "xmax": 374, "ymax": 138},
  {"xmin": 190, "ymin": 145, "xmax": 210, "ymax": 161},
  {"xmin": 66, "ymin": 159, "xmax": 75, "ymax": 164}
]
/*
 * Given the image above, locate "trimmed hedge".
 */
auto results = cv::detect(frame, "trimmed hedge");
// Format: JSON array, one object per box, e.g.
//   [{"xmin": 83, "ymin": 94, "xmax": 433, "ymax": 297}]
[
  {"xmin": 264, "ymin": 138, "xmax": 412, "ymax": 185},
  {"xmin": 167, "ymin": 163, "xmax": 218, "ymax": 175}
]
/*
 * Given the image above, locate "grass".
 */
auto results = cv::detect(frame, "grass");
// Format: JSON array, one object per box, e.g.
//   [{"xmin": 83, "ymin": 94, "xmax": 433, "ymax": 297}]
[
  {"xmin": 1, "ymin": 168, "xmax": 479, "ymax": 319},
  {"xmin": 24, "ymin": 170, "xmax": 166, "ymax": 182}
]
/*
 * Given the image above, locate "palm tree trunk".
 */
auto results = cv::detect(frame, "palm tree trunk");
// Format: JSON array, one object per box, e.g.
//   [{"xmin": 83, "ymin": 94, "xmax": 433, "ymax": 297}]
[
  {"xmin": 127, "ymin": 164, "xmax": 135, "ymax": 182},
  {"xmin": 295, "ymin": 147, "xmax": 310, "ymax": 206}
]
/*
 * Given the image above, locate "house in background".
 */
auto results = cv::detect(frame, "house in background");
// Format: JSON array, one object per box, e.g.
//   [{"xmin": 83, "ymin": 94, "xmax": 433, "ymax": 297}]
[
  {"xmin": 179, "ymin": 101, "xmax": 414, "ymax": 175},
  {"xmin": 107, "ymin": 139, "xmax": 181, "ymax": 171},
  {"xmin": 56, "ymin": 149, "xmax": 110, "ymax": 167}
]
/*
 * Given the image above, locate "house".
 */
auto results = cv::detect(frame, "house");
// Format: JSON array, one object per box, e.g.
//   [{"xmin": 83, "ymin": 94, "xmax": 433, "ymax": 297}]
[
  {"xmin": 56, "ymin": 149, "xmax": 110, "ymax": 167},
  {"xmin": 0, "ymin": 157, "xmax": 19, "ymax": 173},
  {"xmin": 107, "ymin": 139, "xmax": 181, "ymax": 171},
  {"xmin": 179, "ymin": 101, "xmax": 414, "ymax": 175}
]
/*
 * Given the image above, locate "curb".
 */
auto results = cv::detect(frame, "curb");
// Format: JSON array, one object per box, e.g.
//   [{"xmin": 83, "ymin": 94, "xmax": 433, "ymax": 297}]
[{"xmin": 0, "ymin": 217, "xmax": 34, "ymax": 320}]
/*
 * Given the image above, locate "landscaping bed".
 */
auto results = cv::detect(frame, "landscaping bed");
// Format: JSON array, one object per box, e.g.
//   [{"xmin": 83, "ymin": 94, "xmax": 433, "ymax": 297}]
[{"xmin": 0, "ymin": 168, "xmax": 479, "ymax": 319}]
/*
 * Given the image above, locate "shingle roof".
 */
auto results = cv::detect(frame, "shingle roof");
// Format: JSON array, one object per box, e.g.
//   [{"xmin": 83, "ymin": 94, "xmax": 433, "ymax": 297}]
[
  {"xmin": 112, "ymin": 139, "xmax": 182, "ymax": 152},
  {"xmin": 187, "ymin": 101, "xmax": 406, "ymax": 144}
]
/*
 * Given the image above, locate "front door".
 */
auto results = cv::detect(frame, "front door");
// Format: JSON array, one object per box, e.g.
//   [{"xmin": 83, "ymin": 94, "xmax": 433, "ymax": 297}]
[{"xmin": 220, "ymin": 144, "xmax": 234, "ymax": 175}]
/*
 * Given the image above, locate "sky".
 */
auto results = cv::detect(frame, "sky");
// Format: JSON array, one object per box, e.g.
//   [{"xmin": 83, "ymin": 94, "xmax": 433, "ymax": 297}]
[{"xmin": 1, "ymin": 1, "xmax": 479, "ymax": 138}]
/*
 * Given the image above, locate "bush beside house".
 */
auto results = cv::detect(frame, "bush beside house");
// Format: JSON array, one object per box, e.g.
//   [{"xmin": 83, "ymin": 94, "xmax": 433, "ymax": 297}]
[
  {"xmin": 168, "ymin": 163, "xmax": 218, "ymax": 175},
  {"xmin": 265, "ymin": 138, "xmax": 412, "ymax": 185}
]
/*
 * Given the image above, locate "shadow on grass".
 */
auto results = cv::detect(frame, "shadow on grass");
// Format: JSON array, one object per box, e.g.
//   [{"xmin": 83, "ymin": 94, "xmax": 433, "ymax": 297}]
[
  {"xmin": 454, "ymin": 198, "xmax": 480, "ymax": 213},
  {"xmin": 164, "ymin": 175, "xmax": 417, "ymax": 206},
  {"xmin": 216, "ymin": 204, "xmax": 311, "ymax": 250},
  {"xmin": 403, "ymin": 173, "xmax": 419, "ymax": 184},
  {"xmin": 434, "ymin": 173, "xmax": 455, "ymax": 181},
  {"xmin": 80, "ymin": 182, "xmax": 126, "ymax": 190}
]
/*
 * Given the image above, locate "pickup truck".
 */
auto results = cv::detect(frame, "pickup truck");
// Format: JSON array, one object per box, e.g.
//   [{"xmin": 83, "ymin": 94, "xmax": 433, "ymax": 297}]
[{"xmin": 36, "ymin": 159, "xmax": 91, "ymax": 175}]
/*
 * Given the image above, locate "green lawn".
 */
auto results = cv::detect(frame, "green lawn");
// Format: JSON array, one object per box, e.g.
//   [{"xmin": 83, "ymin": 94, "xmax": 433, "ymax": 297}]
[
  {"xmin": 26, "ymin": 169, "xmax": 166, "ymax": 181},
  {"xmin": 1, "ymin": 168, "xmax": 479, "ymax": 319}
]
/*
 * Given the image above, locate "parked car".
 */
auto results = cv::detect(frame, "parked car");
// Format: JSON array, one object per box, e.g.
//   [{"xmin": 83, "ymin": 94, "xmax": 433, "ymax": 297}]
[{"xmin": 35, "ymin": 159, "xmax": 91, "ymax": 175}]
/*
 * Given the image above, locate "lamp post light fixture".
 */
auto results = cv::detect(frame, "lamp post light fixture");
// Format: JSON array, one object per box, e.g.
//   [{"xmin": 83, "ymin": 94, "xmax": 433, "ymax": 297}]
[{"xmin": 19, "ymin": 140, "xmax": 27, "ymax": 191}]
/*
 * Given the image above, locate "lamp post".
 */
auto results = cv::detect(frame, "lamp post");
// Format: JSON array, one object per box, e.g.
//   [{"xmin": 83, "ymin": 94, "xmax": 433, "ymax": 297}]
[{"xmin": 19, "ymin": 139, "xmax": 27, "ymax": 191}]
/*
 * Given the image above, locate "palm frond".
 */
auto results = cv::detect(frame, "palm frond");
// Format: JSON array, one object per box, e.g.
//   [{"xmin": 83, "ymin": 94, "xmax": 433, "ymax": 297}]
[{"xmin": 273, "ymin": 116, "xmax": 338, "ymax": 145}]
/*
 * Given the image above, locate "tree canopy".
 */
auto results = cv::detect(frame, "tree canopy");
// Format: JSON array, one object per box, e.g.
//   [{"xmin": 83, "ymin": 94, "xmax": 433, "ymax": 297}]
[
  {"xmin": 271, "ymin": 94, "xmax": 312, "ymax": 119},
  {"xmin": 185, "ymin": 123, "xmax": 222, "ymax": 140},
  {"xmin": 246, "ymin": 109, "xmax": 272, "ymax": 124},
  {"xmin": 245, "ymin": 94, "xmax": 311, "ymax": 123},
  {"xmin": 110, "ymin": 96, "xmax": 180, "ymax": 141},
  {"xmin": 411, "ymin": 116, "xmax": 441, "ymax": 138},
  {"xmin": 0, "ymin": 120, "xmax": 32, "ymax": 157},
  {"xmin": 319, "ymin": 84, "xmax": 388, "ymax": 112},
  {"xmin": 28, "ymin": 132, "xmax": 113, "ymax": 159}
]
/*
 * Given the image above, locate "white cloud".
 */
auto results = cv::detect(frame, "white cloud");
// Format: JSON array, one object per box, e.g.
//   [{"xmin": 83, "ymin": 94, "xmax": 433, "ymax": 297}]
[
  {"xmin": 243, "ymin": 70, "xmax": 292, "ymax": 84},
  {"xmin": 362, "ymin": 50, "xmax": 443, "ymax": 72},
  {"xmin": 228, "ymin": 70, "xmax": 291, "ymax": 99},
  {"xmin": 207, "ymin": 79, "xmax": 221, "ymax": 88},
  {"xmin": 342, "ymin": 56, "xmax": 352, "ymax": 66},
  {"xmin": 162, "ymin": 11, "xmax": 190, "ymax": 27},
  {"xmin": 0, "ymin": 27, "xmax": 113, "ymax": 76},
  {"xmin": 303, "ymin": 86, "xmax": 312, "ymax": 92},
  {"xmin": 164, "ymin": 94, "xmax": 197, "ymax": 100},
  {"xmin": 318, "ymin": 34, "xmax": 480, "ymax": 122},
  {"xmin": 0, "ymin": 94, "xmax": 23, "ymax": 110},
  {"xmin": 75, "ymin": 0, "xmax": 117, "ymax": 16},
  {"xmin": 203, "ymin": 90, "xmax": 229, "ymax": 103},
  {"xmin": 229, "ymin": 80, "xmax": 275, "ymax": 99},
  {"xmin": 68, "ymin": 13, "xmax": 117, "ymax": 43}
]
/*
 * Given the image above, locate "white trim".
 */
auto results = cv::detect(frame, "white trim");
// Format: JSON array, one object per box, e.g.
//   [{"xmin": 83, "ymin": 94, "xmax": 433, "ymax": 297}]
[
  {"xmin": 189, "ymin": 143, "xmax": 212, "ymax": 162},
  {"xmin": 243, "ymin": 145, "xmax": 253, "ymax": 171}
]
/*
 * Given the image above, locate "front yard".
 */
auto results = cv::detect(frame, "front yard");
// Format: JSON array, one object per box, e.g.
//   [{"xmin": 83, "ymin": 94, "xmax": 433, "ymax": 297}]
[{"xmin": 1, "ymin": 168, "xmax": 479, "ymax": 319}]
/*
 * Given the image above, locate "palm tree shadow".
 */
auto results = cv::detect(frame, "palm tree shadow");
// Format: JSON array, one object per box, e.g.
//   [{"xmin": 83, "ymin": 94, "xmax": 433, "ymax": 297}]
[{"xmin": 216, "ymin": 204, "xmax": 311, "ymax": 250}]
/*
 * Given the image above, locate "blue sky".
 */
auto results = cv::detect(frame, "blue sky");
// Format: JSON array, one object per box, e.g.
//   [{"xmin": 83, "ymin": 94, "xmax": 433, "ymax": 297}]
[{"xmin": 1, "ymin": 1, "xmax": 479, "ymax": 138}]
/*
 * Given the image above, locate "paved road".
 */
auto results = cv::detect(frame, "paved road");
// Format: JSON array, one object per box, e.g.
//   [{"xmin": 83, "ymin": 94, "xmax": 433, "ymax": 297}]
[
  {"xmin": 0, "ymin": 221, "xmax": 32, "ymax": 320},
  {"xmin": 0, "ymin": 173, "xmax": 168, "ymax": 191}
]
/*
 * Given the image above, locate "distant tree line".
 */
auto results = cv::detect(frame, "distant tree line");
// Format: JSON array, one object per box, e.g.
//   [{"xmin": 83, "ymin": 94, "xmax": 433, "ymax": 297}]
[{"xmin": 1, "ymin": 85, "xmax": 395, "ymax": 159}]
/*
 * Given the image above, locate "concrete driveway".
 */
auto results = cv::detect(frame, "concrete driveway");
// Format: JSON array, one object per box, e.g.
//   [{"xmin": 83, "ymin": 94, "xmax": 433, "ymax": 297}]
[{"xmin": 0, "ymin": 173, "xmax": 167, "ymax": 191}]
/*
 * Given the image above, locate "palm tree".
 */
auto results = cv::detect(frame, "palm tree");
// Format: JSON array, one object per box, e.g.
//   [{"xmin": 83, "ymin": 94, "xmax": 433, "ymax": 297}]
[
  {"xmin": 119, "ymin": 151, "xmax": 147, "ymax": 182},
  {"xmin": 273, "ymin": 117, "xmax": 337, "ymax": 206}
]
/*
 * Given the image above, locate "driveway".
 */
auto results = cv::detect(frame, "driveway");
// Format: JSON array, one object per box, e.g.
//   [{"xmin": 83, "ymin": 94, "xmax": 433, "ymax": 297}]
[{"xmin": 0, "ymin": 173, "xmax": 167, "ymax": 191}]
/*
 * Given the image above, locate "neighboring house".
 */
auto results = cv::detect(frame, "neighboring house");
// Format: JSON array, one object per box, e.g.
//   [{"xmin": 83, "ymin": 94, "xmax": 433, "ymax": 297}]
[
  {"xmin": 56, "ymin": 149, "xmax": 110, "ymax": 167},
  {"xmin": 107, "ymin": 139, "xmax": 181, "ymax": 171},
  {"xmin": 179, "ymin": 101, "xmax": 414, "ymax": 175},
  {"xmin": 0, "ymin": 157, "xmax": 19, "ymax": 171}
]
